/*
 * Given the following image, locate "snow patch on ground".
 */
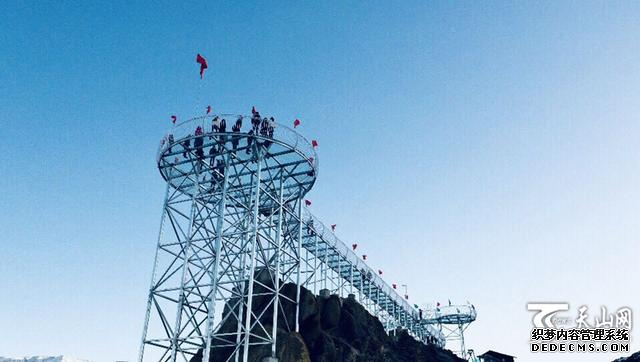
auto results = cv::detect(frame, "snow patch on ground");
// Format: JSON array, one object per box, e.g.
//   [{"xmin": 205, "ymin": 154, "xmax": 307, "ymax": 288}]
[{"xmin": 0, "ymin": 356, "xmax": 90, "ymax": 362}]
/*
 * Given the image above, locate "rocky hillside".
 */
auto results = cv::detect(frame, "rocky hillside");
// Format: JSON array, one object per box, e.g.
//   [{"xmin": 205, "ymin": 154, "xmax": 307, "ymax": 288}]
[
  {"xmin": 192, "ymin": 269, "xmax": 463, "ymax": 362},
  {"xmin": 614, "ymin": 351, "xmax": 640, "ymax": 362}
]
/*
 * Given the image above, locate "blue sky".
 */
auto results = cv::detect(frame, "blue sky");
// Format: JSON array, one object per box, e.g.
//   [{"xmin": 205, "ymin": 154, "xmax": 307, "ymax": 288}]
[{"xmin": 1, "ymin": 1, "xmax": 639, "ymax": 361}]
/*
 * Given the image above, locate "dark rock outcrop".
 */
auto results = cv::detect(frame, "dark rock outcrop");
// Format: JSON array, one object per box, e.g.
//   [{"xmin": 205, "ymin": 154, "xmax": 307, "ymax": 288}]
[
  {"xmin": 614, "ymin": 351, "xmax": 640, "ymax": 362},
  {"xmin": 193, "ymin": 269, "xmax": 462, "ymax": 362}
]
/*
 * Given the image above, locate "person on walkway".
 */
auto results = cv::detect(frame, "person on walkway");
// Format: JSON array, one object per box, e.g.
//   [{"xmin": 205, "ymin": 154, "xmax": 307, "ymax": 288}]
[
  {"xmin": 260, "ymin": 117, "xmax": 269, "ymax": 137},
  {"xmin": 219, "ymin": 118, "xmax": 227, "ymax": 143},
  {"xmin": 263, "ymin": 117, "xmax": 276, "ymax": 151},
  {"xmin": 167, "ymin": 134, "xmax": 174, "ymax": 153},
  {"xmin": 307, "ymin": 219, "xmax": 315, "ymax": 236},
  {"xmin": 209, "ymin": 143, "xmax": 218, "ymax": 168},
  {"xmin": 246, "ymin": 127, "xmax": 254, "ymax": 155},
  {"xmin": 251, "ymin": 111, "xmax": 261, "ymax": 132},
  {"xmin": 212, "ymin": 116, "xmax": 221, "ymax": 134},
  {"xmin": 220, "ymin": 118, "xmax": 227, "ymax": 132},
  {"xmin": 231, "ymin": 116, "xmax": 242, "ymax": 153},
  {"xmin": 194, "ymin": 126, "xmax": 204, "ymax": 160},
  {"xmin": 208, "ymin": 157, "xmax": 219, "ymax": 190},
  {"xmin": 181, "ymin": 136, "xmax": 191, "ymax": 158},
  {"xmin": 214, "ymin": 157, "xmax": 225, "ymax": 188}
]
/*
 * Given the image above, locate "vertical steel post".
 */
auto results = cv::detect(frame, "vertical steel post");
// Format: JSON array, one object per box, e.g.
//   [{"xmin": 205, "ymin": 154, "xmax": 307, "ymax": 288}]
[
  {"xmin": 313, "ymin": 233, "xmax": 318, "ymax": 294},
  {"xmin": 337, "ymin": 256, "xmax": 342, "ymax": 297},
  {"xmin": 294, "ymin": 200, "xmax": 303, "ymax": 333},
  {"xmin": 459, "ymin": 323, "xmax": 466, "ymax": 359},
  {"xmin": 234, "ymin": 171, "xmax": 257, "ymax": 362},
  {"xmin": 234, "ymin": 216, "xmax": 249, "ymax": 362},
  {"xmin": 170, "ymin": 186, "xmax": 199, "ymax": 361},
  {"xmin": 242, "ymin": 159, "xmax": 262, "ymax": 362},
  {"xmin": 139, "ymin": 182, "xmax": 170, "ymax": 362},
  {"xmin": 202, "ymin": 154, "xmax": 230, "ymax": 362},
  {"xmin": 270, "ymin": 174, "xmax": 285, "ymax": 358},
  {"xmin": 349, "ymin": 265, "xmax": 353, "ymax": 295}
]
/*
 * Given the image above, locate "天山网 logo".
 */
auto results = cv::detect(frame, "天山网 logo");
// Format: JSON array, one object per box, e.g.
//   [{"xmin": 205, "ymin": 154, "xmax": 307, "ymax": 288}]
[{"xmin": 526, "ymin": 303, "xmax": 632, "ymax": 354}]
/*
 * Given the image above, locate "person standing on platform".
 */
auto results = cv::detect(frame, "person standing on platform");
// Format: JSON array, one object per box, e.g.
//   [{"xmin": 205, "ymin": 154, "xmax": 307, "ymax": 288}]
[
  {"xmin": 211, "ymin": 116, "xmax": 221, "ymax": 134},
  {"xmin": 232, "ymin": 116, "xmax": 242, "ymax": 154},
  {"xmin": 194, "ymin": 126, "xmax": 204, "ymax": 161}
]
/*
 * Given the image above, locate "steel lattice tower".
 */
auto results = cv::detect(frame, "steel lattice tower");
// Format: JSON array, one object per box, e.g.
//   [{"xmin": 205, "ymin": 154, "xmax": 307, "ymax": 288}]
[
  {"xmin": 140, "ymin": 114, "xmax": 317, "ymax": 362},
  {"xmin": 423, "ymin": 304, "xmax": 477, "ymax": 359}
]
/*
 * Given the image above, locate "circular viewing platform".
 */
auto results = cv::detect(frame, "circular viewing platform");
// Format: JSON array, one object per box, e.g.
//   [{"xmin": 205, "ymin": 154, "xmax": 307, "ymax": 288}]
[
  {"xmin": 422, "ymin": 304, "xmax": 477, "ymax": 325},
  {"xmin": 157, "ymin": 114, "xmax": 318, "ymax": 202}
]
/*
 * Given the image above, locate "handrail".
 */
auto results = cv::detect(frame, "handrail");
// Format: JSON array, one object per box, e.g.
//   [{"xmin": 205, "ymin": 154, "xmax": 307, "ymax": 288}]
[
  {"xmin": 157, "ymin": 114, "xmax": 319, "ymax": 174},
  {"xmin": 302, "ymin": 207, "xmax": 445, "ymax": 345},
  {"xmin": 423, "ymin": 304, "xmax": 477, "ymax": 324}
]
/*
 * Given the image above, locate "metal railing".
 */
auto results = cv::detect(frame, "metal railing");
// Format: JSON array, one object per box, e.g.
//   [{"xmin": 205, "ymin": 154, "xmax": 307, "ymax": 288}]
[
  {"xmin": 301, "ymin": 208, "xmax": 446, "ymax": 345},
  {"xmin": 423, "ymin": 304, "xmax": 477, "ymax": 324},
  {"xmin": 157, "ymin": 114, "xmax": 319, "ymax": 173}
]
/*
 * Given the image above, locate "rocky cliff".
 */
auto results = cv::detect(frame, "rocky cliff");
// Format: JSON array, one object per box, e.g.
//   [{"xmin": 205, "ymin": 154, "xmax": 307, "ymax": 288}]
[
  {"xmin": 192, "ymin": 270, "xmax": 463, "ymax": 362},
  {"xmin": 614, "ymin": 351, "xmax": 640, "ymax": 362}
]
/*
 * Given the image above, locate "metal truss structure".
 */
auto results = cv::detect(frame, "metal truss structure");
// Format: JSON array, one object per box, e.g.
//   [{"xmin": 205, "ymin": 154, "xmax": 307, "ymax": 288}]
[
  {"xmin": 297, "ymin": 210, "xmax": 444, "ymax": 346},
  {"xmin": 139, "ymin": 114, "xmax": 446, "ymax": 362},
  {"xmin": 423, "ymin": 304, "xmax": 478, "ymax": 359}
]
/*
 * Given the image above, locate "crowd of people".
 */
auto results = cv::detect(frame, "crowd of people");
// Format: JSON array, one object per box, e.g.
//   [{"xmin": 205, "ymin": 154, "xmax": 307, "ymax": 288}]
[
  {"xmin": 166, "ymin": 107, "xmax": 277, "ymax": 159},
  {"xmin": 159, "ymin": 107, "xmax": 280, "ymax": 190}
]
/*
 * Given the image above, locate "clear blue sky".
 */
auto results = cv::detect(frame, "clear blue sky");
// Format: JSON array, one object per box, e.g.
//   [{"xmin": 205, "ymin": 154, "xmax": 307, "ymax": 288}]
[{"xmin": 1, "ymin": 1, "xmax": 638, "ymax": 361}]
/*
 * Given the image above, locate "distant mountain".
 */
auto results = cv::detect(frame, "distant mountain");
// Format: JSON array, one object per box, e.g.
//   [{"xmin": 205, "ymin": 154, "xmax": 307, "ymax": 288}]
[{"xmin": 0, "ymin": 356, "xmax": 90, "ymax": 362}]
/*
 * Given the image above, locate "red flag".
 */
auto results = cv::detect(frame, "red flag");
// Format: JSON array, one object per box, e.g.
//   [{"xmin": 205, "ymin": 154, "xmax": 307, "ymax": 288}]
[
  {"xmin": 294, "ymin": 119, "xmax": 301, "ymax": 128},
  {"xmin": 252, "ymin": 106, "xmax": 257, "ymax": 114},
  {"xmin": 362, "ymin": 254, "xmax": 367, "ymax": 260},
  {"xmin": 311, "ymin": 140, "xmax": 318, "ymax": 148},
  {"xmin": 392, "ymin": 283, "xmax": 397, "ymax": 289},
  {"xmin": 331, "ymin": 224, "xmax": 336, "ymax": 232},
  {"xmin": 378, "ymin": 269, "xmax": 383, "ymax": 275},
  {"xmin": 171, "ymin": 115, "xmax": 177, "ymax": 124},
  {"xmin": 196, "ymin": 53, "xmax": 208, "ymax": 78},
  {"xmin": 305, "ymin": 199, "xmax": 312, "ymax": 206},
  {"xmin": 352, "ymin": 243, "xmax": 357, "ymax": 250},
  {"xmin": 309, "ymin": 157, "xmax": 314, "ymax": 163},
  {"xmin": 206, "ymin": 105, "xmax": 212, "ymax": 114}
]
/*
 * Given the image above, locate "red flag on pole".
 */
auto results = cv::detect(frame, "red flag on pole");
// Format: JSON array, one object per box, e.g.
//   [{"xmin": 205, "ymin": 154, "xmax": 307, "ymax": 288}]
[
  {"xmin": 331, "ymin": 224, "xmax": 336, "ymax": 232},
  {"xmin": 171, "ymin": 115, "xmax": 177, "ymax": 124},
  {"xmin": 196, "ymin": 53, "xmax": 208, "ymax": 78},
  {"xmin": 305, "ymin": 199, "xmax": 311, "ymax": 206},
  {"xmin": 378, "ymin": 270, "xmax": 383, "ymax": 275},
  {"xmin": 311, "ymin": 140, "xmax": 318, "ymax": 148},
  {"xmin": 352, "ymin": 243, "xmax": 357, "ymax": 250},
  {"xmin": 362, "ymin": 254, "xmax": 367, "ymax": 260},
  {"xmin": 293, "ymin": 119, "xmax": 301, "ymax": 128},
  {"xmin": 206, "ymin": 105, "xmax": 212, "ymax": 114},
  {"xmin": 252, "ymin": 106, "xmax": 257, "ymax": 114},
  {"xmin": 392, "ymin": 283, "xmax": 397, "ymax": 289}
]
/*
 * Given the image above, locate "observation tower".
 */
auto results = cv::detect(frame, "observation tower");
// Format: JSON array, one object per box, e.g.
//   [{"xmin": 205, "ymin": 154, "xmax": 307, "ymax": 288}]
[
  {"xmin": 140, "ymin": 114, "xmax": 317, "ymax": 362},
  {"xmin": 423, "ymin": 304, "xmax": 477, "ymax": 359},
  {"xmin": 139, "ymin": 112, "xmax": 448, "ymax": 362}
]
